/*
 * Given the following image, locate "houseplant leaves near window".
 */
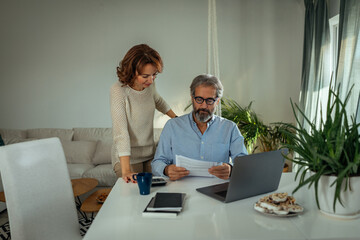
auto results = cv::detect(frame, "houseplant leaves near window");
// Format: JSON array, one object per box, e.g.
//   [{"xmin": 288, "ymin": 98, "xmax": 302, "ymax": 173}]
[
  {"xmin": 221, "ymin": 98, "xmax": 295, "ymax": 154},
  {"xmin": 280, "ymin": 85, "xmax": 360, "ymax": 216},
  {"xmin": 221, "ymin": 99, "xmax": 266, "ymax": 153}
]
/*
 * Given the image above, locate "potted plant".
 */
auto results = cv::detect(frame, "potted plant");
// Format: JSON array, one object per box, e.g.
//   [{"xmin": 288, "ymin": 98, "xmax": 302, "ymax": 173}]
[
  {"xmin": 257, "ymin": 123, "xmax": 296, "ymax": 172},
  {"xmin": 280, "ymin": 85, "xmax": 360, "ymax": 218},
  {"xmin": 221, "ymin": 98, "xmax": 295, "ymax": 171},
  {"xmin": 221, "ymin": 99, "xmax": 266, "ymax": 153}
]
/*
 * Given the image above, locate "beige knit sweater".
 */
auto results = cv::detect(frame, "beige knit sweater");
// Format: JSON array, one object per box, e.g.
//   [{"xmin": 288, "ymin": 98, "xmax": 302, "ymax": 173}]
[{"xmin": 110, "ymin": 82, "xmax": 170, "ymax": 167}]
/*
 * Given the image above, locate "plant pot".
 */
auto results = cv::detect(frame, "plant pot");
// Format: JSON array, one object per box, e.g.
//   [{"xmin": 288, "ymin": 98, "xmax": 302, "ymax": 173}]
[{"xmin": 317, "ymin": 174, "xmax": 360, "ymax": 219}]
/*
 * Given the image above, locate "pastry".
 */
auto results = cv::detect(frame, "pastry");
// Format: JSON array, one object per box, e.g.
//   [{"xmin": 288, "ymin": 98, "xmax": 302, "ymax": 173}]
[
  {"xmin": 270, "ymin": 192, "xmax": 288, "ymax": 203},
  {"xmin": 254, "ymin": 192, "xmax": 303, "ymax": 216}
]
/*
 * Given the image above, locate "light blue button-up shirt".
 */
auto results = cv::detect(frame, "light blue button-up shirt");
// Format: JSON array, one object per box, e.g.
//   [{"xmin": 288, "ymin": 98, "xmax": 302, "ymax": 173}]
[{"xmin": 151, "ymin": 113, "xmax": 248, "ymax": 176}]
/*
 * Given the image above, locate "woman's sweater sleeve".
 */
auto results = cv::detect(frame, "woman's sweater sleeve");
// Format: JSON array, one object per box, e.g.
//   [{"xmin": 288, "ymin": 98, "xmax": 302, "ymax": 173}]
[
  {"xmin": 153, "ymin": 84, "xmax": 171, "ymax": 114},
  {"xmin": 110, "ymin": 83, "xmax": 131, "ymax": 161}
]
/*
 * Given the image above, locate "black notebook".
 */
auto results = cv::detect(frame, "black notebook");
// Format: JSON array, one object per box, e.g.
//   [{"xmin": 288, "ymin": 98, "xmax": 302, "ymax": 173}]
[
  {"xmin": 143, "ymin": 192, "xmax": 186, "ymax": 218},
  {"xmin": 150, "ymin": 192, "xmax": 184, "ymax": 211},
  {"xmin": 142, "ymin": 197, "xmax": 178, "ymax": 218}
]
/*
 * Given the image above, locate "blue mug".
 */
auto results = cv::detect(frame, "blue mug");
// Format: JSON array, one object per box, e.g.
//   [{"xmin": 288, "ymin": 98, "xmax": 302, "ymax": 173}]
[{"xmin": 133, "ymin": 172, "xmax": 152, "ymax": 195}]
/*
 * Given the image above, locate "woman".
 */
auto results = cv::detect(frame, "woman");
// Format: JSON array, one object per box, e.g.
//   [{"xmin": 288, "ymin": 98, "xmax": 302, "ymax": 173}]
[{"xmin": 110, "ymin": 44, "xmax": 177, "ymax": 183}]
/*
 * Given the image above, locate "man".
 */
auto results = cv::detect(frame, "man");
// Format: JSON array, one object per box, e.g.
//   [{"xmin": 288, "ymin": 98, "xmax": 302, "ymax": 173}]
[{"xmin": 151, "ymin": 74, "xmax": 248, "ymax": 180}]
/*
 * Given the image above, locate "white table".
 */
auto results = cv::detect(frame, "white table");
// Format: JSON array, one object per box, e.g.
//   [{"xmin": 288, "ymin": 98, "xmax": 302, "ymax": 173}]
[{"xmin": 84, "ymin": 173, "xmax": 360, "ymax": 240}]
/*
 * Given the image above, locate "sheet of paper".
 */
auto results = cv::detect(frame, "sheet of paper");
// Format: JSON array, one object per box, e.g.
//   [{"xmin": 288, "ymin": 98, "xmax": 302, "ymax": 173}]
[{"xmin": 176, "ymin": 155, "xmax": 221, "ymax": 177}]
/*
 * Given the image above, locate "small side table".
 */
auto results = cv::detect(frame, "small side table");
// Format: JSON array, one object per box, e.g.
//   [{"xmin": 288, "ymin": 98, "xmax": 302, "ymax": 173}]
[
  {"xmin": 80, "ymin": 188, "xmax": 112, "ymax": 222},
  {"xmin": 71, "ymin": 178, "xmax": 99, "ymax": 221},
  {"xmin": 0, "ymin": 192, "xmax": 5, "ymax": 202}
]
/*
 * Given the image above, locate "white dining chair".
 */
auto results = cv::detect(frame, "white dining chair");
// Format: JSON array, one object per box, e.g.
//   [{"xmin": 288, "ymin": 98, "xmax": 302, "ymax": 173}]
[{"xmin": 0, "ymin": 138, "xmax": 82, "ymax": 240}]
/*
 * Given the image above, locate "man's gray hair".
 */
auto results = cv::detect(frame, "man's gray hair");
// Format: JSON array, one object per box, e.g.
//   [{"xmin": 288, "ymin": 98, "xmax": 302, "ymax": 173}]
[{"xmin": 190, "ymin": 74, "xmax": 223, "ymax": 98}]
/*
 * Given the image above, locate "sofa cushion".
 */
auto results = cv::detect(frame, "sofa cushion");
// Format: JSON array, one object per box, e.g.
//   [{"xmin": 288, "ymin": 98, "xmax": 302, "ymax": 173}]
[
  {"xmin": 92, "ymin": 140, "xmax": 112, "ymax": 165},
  {"xmin": 67, "ymin": 163, "xmax": 95, "ymax": 179},
  {"xmin": 83, "ymin": 164, "xmax": 117, "ymax": 187},
  {"xmin": 27, "ymin": 128, "xmax": 74, "ymax": 141},
  {"xmin": 62, "ymin": 140, "xmax": 97, "ymax": 164},
  {"xmin": 0, "ymin": 128, "xmax": 27, "ymax": 145},
  {"xmin": 3, "ymin": 137, "xmax": 38, "ymax": 145},
  {"xmin": 73, "ymin": 128, "xmax": 112, "ymax": 142}
]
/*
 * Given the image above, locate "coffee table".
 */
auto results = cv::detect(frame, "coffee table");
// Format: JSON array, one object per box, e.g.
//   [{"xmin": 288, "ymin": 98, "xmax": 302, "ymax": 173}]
[
  {"xmin": 80, "ymin": 188, "xmax": 112, "ymax": 221},
  {"xmin": 0, "ymin": 192, "xmax": 5, "ymax": 202},
  {"xmin": 72, "ymin": 178, "xmax": 99, "ymax": 197},
  {"xmin": 71, "ymin": 178, "xmax": 99, "ymax": 220}
]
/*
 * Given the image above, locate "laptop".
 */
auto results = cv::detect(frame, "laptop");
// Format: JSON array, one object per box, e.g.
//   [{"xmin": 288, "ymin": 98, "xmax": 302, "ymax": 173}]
[{"xmin": 196, "ymin": 149, "xmax": 287, "ymax": 203}]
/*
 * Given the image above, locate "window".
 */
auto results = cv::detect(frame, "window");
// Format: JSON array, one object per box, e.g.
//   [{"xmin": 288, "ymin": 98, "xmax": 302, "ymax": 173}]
[
  {"xmin": 329, "ymin": 14, "xmax": 339, "ymax": 86},
  {"xmin": 315, "ymin": 15, "xmax": 339, "ymax": 124}
]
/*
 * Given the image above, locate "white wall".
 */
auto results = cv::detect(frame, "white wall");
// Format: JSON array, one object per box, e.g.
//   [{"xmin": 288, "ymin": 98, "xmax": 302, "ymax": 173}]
[{"xmin": 0, "ymin": 0, "xmax": 304, "ymax": 129}]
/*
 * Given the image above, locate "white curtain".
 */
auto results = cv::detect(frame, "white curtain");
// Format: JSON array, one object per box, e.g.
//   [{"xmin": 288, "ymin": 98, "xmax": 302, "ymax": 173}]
[
  {"xmin": 296, "ymin": 0, "xmax": 360, "ymax": 171},
  {"xmin": 335, "ymin": 0, "xmax": 360, "ymax": 119},
  {"xmin": 299, "ymin": 0, "xmax": 330, "ymax": 130},
  {"xmin": 295, "ymin": 0, "xmax": 330, "ymax": 172},
  {"xmin": 207, "ymin": 0, "xmax": 221, "ymax": 116}
]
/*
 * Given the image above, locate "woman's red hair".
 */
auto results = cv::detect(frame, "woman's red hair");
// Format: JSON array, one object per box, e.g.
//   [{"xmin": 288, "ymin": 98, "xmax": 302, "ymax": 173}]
[{"xmin": 116, "ymin": 44, "xmax": 163, "ymax": 86}]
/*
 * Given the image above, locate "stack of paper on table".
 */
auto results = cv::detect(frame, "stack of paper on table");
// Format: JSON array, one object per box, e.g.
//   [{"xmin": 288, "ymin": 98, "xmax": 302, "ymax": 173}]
[{"xmin": 142, "ymin": 192, "xmax": 186, "ymax": 218}]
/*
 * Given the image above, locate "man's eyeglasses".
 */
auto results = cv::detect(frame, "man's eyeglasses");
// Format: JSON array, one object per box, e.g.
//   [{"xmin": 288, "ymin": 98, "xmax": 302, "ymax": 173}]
[{"xmin": 193, "ymin": 96, "xmax": 218, "ymax": 105}]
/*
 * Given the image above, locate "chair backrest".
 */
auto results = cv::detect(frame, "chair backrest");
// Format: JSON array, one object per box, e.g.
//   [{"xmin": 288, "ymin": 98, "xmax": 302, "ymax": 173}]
[{"xmin": 0, "ymin": 138, "xmax": 82, "ymax": 240}]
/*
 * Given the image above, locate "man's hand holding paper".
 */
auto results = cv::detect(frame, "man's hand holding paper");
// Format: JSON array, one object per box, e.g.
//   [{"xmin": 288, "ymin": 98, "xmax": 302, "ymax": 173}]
[
  {"xmin": 164, "ymin": 165, "xmax": 190, "ymax": 181},
  {"xmin": 176, "ymin": 155, "xmax": 223, "ymax": 178},
  {"xmin": 208, "ymin": 163, "xmax": 232, "ymax": 180}
]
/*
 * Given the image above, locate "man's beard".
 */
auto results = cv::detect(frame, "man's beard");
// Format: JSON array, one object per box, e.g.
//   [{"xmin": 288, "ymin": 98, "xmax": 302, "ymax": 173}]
[{"xmin": 193, "ymin": 104, "xmax": 214, "ymax": 123}]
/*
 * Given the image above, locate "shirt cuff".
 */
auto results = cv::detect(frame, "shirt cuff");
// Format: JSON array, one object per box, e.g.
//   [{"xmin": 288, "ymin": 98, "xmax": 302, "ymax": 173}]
[
  {"xmin": 117, "ymin": 151, "xmax": 131, "ymax": 157},
  {"xmin": 152, "ymin": 161, "xmax": 168, "ymax": 177}
]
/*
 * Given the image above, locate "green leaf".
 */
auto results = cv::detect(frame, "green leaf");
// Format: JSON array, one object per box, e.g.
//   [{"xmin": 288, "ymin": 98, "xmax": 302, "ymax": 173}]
[{"xmin": 284, "ymin": 84, "xmax": 359, "ymax": 211}]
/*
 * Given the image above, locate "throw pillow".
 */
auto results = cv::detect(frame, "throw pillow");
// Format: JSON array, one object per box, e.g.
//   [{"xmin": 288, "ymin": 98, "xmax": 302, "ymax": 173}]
[
  {"xmin": 73, "ymin": 128, "xmax": 112, "ymax": 141},
  {"xmin": 92, "ymin": 141, "xmax": 112, "ymax": 165},
  {"xmin": 61, "ymin": 140, "xmax": 97, "ymax": 164},
  {"xmin": 27, "ymin": 128, "xmax": 74, "ymax": 141},
  {"xmin": 0, "ymin": 128, "xmax": 27, "ymax": 144}
]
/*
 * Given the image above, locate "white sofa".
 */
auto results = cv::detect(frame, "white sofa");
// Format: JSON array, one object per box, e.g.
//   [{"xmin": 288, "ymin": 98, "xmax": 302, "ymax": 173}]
[{"xmin": 0, "ymin": 127, "xmax": 162, "ymax": 212}]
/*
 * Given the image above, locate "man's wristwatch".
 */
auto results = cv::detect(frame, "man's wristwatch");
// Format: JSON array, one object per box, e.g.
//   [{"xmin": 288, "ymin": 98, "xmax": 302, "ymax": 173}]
[
  {"xmin": 227, "ymin": 163, "xmax": 233, "ymax": 177},
  {"xmin": 163, "ymin": 166, "xmax": 168, "ymax": 176}
]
